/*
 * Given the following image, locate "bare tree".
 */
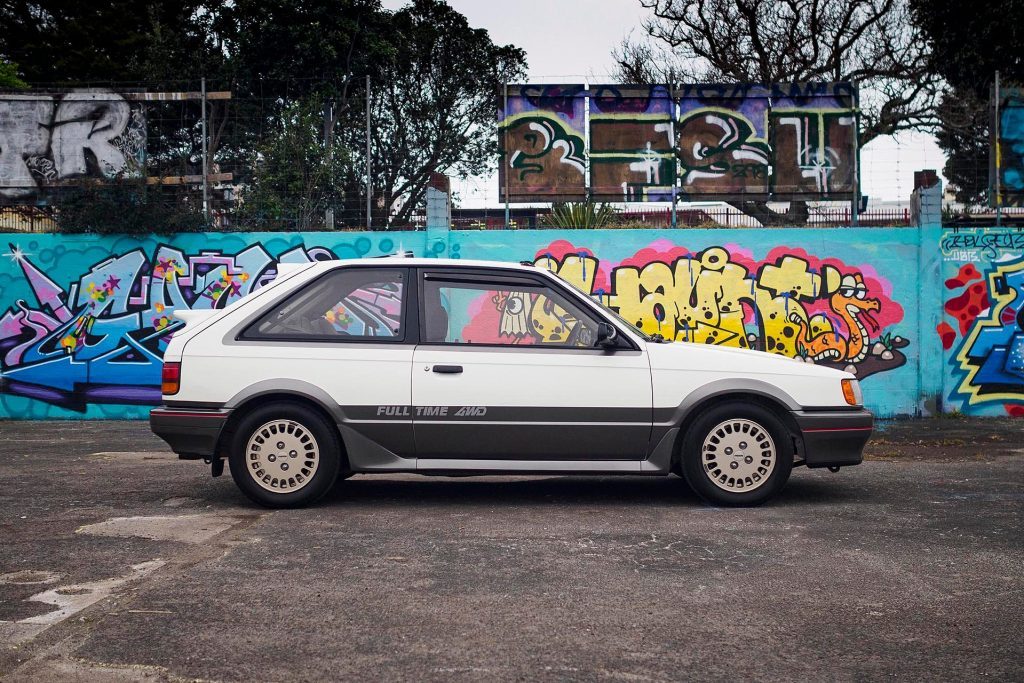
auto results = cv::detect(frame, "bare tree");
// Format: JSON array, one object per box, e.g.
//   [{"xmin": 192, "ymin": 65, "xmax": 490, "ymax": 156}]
[{"xmin": 615, "ymin": 0, "xmax": 941, "ymax": 223}]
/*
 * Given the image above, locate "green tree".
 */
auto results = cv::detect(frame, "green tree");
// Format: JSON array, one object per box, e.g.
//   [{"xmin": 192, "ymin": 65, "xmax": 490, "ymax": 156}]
[
  {"xmin": 216, "ymin": 0, "xmax": 395, "ymax": 226},
  {"xmin": 0, "ymin": 59, "xmax": 28, "ymax": 88},
  {"xmin": 53, "ymin": 177, "xmax": 208, "ymax": 234},
  {"xmin": 365, "ymin": 0, "xmax": 526, "ymax": 226},
  {"xmin": 0, "ymin": 0, "xmax": 528, "ymax": 231},
  {"xmin": 0, "ymin": 1, "xmax": 225, "ymax": 84},
  {"xmin": 910, "ymin": 0, "xmax": 1024, "ymax": 205},
  {"xmin": 233, "ymin": 98, "xmax": 353, "ymax": 229}
]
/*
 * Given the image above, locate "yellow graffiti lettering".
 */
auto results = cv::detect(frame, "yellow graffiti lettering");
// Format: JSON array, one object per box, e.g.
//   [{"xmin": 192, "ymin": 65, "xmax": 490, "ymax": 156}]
[
  {"xmin": 534, "ymin": 253, "xmax": 598, "ymax": 295},
  {"xmin": 538, "ymin": 247, "xmax": 886, "ymax": 363}
]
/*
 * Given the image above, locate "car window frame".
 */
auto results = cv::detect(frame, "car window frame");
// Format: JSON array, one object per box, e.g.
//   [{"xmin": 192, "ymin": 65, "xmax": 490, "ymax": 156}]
[
  {"xmin": 416, "ymin": 266, "xmax": 636, "ymax": 352},
  {"xmin": 237, "ymin": 264, "xmax": 415, "ymax": 345}
]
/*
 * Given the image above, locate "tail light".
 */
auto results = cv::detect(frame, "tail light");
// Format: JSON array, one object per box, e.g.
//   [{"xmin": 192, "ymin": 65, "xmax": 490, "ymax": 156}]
[{"xmin": 161, "ymin": 361, "xmax": 181, "ymax": 395}]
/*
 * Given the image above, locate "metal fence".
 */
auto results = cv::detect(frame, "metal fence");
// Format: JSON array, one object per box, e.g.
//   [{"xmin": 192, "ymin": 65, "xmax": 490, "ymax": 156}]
[
  {"xmin": 395, "ymin": 206, "xmax": 913, "ymax": 230},
  {"xmin": 610, "ymin": 207, "xmax": 911, "ymax": 228},
  {"xmin": 0, "ymin": 206, "xmax": 58, "ymax": 232},
  {"xmin": 1, "ymin": 203, "xmax": 916, "ymax": 233}
]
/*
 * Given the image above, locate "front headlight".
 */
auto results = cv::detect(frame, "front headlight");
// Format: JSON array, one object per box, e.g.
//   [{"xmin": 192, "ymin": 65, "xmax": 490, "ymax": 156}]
[{"xmin": 841, "ymin": 378, "xmax": 862, "ymax": 406}]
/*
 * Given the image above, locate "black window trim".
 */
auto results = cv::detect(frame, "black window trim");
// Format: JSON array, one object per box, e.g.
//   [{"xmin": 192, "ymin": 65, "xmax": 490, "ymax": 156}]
[
  {"xmin": 236, "ymin": 265, "xmax": 415, "ymax": 345},
  {"xmin": 415, "ymin": 266, "xmax": 638, "ymax": 352}
]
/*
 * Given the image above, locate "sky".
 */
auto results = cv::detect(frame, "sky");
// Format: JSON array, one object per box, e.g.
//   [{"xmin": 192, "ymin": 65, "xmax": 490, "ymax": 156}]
[{"xmin": 382, "ymin": 0, "xmax": 946, "ymax": 208}]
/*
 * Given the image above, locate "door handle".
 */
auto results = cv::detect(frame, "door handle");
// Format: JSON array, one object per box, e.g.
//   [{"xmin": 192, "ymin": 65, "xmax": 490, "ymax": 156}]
[{"xmin": 432, "ymin": 365, "xmax": 463, "ymax": 374}]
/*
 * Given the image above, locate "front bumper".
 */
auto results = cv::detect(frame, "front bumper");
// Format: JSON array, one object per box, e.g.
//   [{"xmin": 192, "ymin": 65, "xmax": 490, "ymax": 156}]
[
  {"xmin": 791, "ymin": 408, "xmax": 873, "ymax": 468},
  {"xmin": 150, "ymin": 407, "xmax": 230, "ymax": 458}
]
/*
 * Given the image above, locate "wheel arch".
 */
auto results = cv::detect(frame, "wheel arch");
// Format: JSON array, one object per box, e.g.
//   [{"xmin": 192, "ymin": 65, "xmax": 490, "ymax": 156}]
[
  {"xmin": 216, "ymin": 380, "xmax": 349, "ymax": 469},
  {"xmin": 667, "ymin": 380, "xmax": 802, "ymax": 472}
]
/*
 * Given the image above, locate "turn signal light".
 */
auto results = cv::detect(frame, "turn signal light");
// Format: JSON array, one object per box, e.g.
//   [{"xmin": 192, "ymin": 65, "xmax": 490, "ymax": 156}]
[
  {"xmin": 841, "ymin": 378, "xmax": 861, "ymax": 406},
  {"xmin": 161, "ymin": 361, "xmax": 181, "ymax": 395}
]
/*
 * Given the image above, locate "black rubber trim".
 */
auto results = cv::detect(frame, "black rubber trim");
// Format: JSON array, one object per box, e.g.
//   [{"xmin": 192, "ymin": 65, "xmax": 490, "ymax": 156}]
[
  {"xmin": 422, "ymin": 271, "xmax": 540, "ymax": 286},
  {"xmin": 150, "ymin": 407, "xmax": 231, "ymax": 458},
  {"xmin": 799, "ymin": 405, "xmax": 864, "ymax": 412},
  {"xmin": 163, "ymin": 400, "xmax": 224, "ymax": 410},
  {"xmin": 793, "ymin": 408, "xmax": 874, "ymax": 431}
]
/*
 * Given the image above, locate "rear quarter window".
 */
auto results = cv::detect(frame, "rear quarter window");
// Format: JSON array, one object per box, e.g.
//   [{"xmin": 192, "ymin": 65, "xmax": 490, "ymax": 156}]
[{"xmin": 240, "ymin": 268, "xmax": 406, "ymax": 341}]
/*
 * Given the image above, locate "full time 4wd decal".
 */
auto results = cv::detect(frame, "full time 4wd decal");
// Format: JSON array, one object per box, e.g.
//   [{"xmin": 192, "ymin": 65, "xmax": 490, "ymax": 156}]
[{"xmin": 374, "ymin": 405, "xmax": 488, "ymax": 418}]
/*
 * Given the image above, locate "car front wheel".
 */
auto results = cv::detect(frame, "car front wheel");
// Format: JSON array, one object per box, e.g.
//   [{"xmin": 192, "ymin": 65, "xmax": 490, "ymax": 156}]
[
  {"xmin": 680, "ymin": 402, "xmax": 793, "ymax": 506},
  {"xmin": 229, "ymin": 402, "xmax": 341, "ymax": 508}
]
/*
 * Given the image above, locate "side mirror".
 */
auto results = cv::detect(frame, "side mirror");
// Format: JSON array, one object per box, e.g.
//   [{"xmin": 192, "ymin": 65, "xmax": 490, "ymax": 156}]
[{"xmin": 596, "ymin": 322, "xmax": 618, "ymax": 348}]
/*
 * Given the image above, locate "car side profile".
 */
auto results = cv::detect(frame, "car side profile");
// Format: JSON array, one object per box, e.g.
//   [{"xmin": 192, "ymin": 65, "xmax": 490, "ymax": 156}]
[{"xmin": 150, "ymin": 256, "xmax": 873, "ymax": 508}]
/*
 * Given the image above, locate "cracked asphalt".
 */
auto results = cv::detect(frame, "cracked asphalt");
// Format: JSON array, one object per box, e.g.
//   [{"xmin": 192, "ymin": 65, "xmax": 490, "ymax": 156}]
[{"xmin": 0, "ymin": 418, "xmax": 1022, "ymax": 682}]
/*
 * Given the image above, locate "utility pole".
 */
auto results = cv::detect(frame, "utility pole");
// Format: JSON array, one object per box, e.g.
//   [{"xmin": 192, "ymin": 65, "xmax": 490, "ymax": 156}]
[
  {"xmin": 503, "ymin": 82, "xmax": 510, "ymax": 229},
  {"xmin": 995, "ymin": 70, "xmax": 1002, "ymax": 226},
  {"xmin": 851, "ymin": 80, "xmax": 860, "ymax": 228},
  {"xmin": 670, "ymin": 78, "xmax": 678, "ymax": 229},
  {"xmin": 201, "ymin": 77, "xmax": 209, "ymax": 224},
  {"xmin": 324, "ymin": 100, "xmax": 335, "ymax": 230},
  {"xmin": 366, "ymin": 75, "xmax": 372, "ymax": 229}
]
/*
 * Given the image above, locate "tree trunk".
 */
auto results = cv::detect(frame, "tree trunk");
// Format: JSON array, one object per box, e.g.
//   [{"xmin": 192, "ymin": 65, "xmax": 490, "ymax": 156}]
[{"xmin": 734, "ymin": 200, "xmax": 809, "ymax": 227}]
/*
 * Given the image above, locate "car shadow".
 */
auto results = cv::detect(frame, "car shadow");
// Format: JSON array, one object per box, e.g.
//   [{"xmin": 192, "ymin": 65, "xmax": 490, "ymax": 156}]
[
  {"xmin": 313, "ymin": 471, "xmax": 867, "ymax": 509},
  {"xmin": 323, "ymin": 474, "xmax": 699, "ymax": 507}
]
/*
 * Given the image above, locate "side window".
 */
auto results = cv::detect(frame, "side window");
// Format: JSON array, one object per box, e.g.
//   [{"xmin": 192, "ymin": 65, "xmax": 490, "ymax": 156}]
[
  {"xmin": 244, "ymin": 268, "xmax": 405, "ymax": 341},
  {"xmin": 422, "ymin": 277, "xmax": 599, "ymax": 347}
]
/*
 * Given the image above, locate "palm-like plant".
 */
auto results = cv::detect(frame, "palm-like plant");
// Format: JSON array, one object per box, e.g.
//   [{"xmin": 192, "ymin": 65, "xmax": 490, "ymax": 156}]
[{"xmin": 543, "ymin": 202, "xmax": 617, "ymax": 229}]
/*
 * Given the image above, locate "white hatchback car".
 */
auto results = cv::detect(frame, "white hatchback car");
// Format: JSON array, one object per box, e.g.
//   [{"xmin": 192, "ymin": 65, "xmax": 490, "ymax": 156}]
[{"xmin": 151, "ymin": 256, "xmax": 872, "ymax": 508}]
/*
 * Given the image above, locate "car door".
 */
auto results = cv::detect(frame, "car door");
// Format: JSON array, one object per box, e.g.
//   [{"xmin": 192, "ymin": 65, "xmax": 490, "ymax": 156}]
[{"xmin": 412, "ymin": 267, "xmax": 652, "ymax": 461}]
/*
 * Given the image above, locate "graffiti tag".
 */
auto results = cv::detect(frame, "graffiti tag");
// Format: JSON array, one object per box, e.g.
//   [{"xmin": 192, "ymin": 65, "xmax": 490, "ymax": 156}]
[{"xmin": 0, "ymin": 92, "xmax": 145, "ymax": 200}]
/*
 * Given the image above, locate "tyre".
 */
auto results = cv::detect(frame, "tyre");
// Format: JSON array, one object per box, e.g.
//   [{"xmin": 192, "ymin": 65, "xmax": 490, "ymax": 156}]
[
  {"xmin": 680, "ymin": 402, "xmax": 793, "ymax": 507},
  {"xmin": 228, "ymin": 402, "xmax": 341, "ymax": 508}
]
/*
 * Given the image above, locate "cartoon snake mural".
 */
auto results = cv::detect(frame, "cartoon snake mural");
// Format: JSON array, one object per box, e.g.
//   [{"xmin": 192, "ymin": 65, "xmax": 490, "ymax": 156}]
[{"xmin": 789, "ymin": 274, "xmax": 882, "ymax": 362}]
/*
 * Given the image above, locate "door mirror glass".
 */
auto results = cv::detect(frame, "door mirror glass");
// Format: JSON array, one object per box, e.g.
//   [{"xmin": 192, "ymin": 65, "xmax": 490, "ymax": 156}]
[{"xmin": 596, "ymin": 322, "xmax": 618, "ymax": 348}]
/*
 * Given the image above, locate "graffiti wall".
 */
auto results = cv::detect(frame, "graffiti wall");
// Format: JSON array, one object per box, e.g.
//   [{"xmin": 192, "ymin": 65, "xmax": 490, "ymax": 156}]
[
  {"xmin": 678, "ymin": 83, "xmax": 856, "ymax": 200},
  {"xmin": 15, "ymin": 226, "xmax": 1024, "ymax": 420},
  {"xmin": 589, "ymin": 85, "xmax": 675, "ymax": 202},
  {"xmin": 939, "ymin": 228, "xmax": 1024, "ymax": 415},
  {"xmin": 497, "ymin": 84, "xmax": 587, "ymax": 203},
  {"xmin": 0, "ymin": 92, "xmax": 146, "ymax": 201},
  {"xmin": 0, "ymin": 233, "xmax": 426, "ymax": 418},
  {"xmin": 497, "ymin": 82, "xmax": 857, "ymax": 203},
  {"xmin": 459, "ymin": 228, "xmax": 933, "ymax": 418}
]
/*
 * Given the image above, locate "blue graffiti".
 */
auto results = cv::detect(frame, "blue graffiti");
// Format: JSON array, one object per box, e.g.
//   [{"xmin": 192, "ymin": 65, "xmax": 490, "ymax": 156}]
[
  {"xmin": 1000, "ymin": 100, "xmax": 1024, "ymax": 193},
  {"xmin": 0, "ymin": 241, "xmax": 336, "ymax": 412},
  {"xmin": 956, "ymin": 255, "xmax": 1024, "ymax": 396}
]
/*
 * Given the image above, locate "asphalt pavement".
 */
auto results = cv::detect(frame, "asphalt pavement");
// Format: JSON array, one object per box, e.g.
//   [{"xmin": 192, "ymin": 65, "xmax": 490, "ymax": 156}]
[{"xmin": 0, "ymin": 418, "xmax": 1021, "ymax": 682}]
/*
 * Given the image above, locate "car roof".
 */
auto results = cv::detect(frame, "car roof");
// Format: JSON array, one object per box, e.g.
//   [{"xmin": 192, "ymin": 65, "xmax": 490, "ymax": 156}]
[{"xmin": 307, "ymin": 256, "xmax": 545, "ymax": 272}]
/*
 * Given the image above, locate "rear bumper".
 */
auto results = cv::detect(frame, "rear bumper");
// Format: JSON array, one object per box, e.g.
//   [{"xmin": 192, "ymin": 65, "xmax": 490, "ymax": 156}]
[
  {"xmin": 791, "ymin": 408, "xmax": 873, "ymax": 468},
  {"xmin": 150, "ymin": 407, "xmax": 230, "ymax": 458}
]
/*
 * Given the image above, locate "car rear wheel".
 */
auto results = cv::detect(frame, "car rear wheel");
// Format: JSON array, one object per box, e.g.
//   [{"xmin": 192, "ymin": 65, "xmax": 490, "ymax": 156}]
[
  {"xmin": 680, "ymin": 402, "xmax": 793, "ymax": 506},
  {"xmin": 229, "ymin": 402, "xmax": 341, "ymax": 508}
]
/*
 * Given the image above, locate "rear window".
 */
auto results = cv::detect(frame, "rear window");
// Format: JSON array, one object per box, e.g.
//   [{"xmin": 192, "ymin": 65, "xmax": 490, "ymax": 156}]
[{"xmin": 241, "ymin": 268, "xmax": 405, "ymax": 341}]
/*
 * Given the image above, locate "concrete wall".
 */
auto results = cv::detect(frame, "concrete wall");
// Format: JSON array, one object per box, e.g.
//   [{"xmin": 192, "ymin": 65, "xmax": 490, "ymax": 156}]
[
  {"xmin": 1, "ymin": 224, "xmax": 1017, "ymax": 419},
  {"xmin": 938, "ymin": 228, "xmax": 1024, "ymax": 416}
]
